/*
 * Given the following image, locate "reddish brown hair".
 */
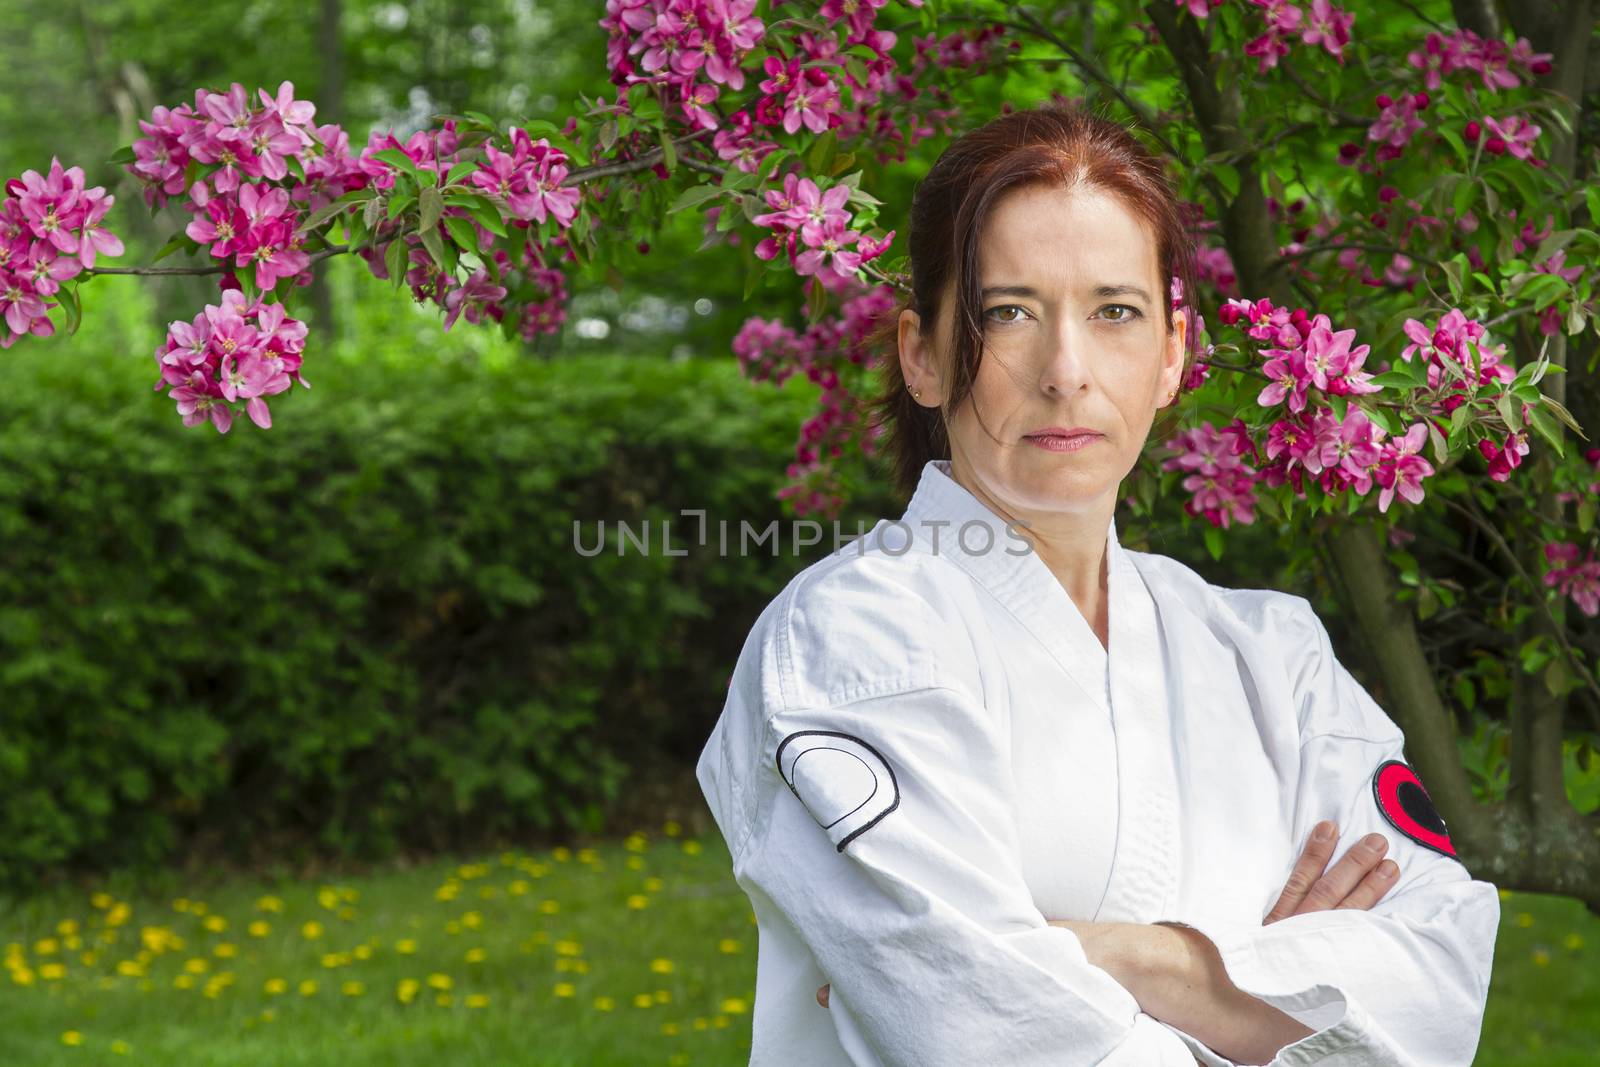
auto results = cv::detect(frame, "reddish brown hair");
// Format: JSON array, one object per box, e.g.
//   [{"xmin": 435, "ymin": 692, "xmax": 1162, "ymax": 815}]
[{"xmin": 863, "ymin": 102, "xmax": 1201, "ymax": 498}]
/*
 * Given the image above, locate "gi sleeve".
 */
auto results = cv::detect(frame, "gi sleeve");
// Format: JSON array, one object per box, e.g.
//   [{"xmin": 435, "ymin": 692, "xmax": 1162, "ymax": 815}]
[
  {"xmin": 729, "ymin": 678, "xmax": 1198, "ymax": 1066},
  {"xmin": 1165, "ymin": 595, "xmax": 1500, "ymax": 1067}
]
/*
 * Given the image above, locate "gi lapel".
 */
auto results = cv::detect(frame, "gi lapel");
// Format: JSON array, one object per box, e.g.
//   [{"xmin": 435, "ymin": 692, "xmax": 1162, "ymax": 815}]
[
  {"xmin": 898, "ymin": 460, "xmax": 1110, "ymax": 719},
  {"xmin": 1092, "ymin": 545, "xmax": 1182, "ymax": 923}
]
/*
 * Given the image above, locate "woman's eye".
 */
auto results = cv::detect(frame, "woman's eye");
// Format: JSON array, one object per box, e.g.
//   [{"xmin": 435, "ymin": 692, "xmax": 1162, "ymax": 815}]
[
  {"xmin": 1100, "ymin": 304, "xmax": 1142, "ymax": 322},
  {"xmin": 983, "ymin": 304, "xmax": 1028, "ymax": 325}
]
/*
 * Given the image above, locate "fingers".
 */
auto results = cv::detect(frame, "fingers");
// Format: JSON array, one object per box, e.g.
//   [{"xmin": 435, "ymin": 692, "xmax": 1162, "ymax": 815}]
[
  {"xmin": 1263, "ymin": 820, "xmax": 1339, "ymax": 924},
  {"xmin": 817, "ymin": 982, "xmax": 830, "ymax": 1008},
  {"xmin": 1298, "ymin": 832, "xmax": 1391, "ymax": 915},
  {"xmin": 1333, "ymin": 859, "xmax": 1400, "ymax": 912}
]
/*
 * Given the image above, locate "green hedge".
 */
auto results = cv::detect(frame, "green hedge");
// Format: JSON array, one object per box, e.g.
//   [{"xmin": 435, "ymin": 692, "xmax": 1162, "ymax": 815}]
[{"xmin": 0, "ymin": 342, "xmax": 880, "ymax": 893}]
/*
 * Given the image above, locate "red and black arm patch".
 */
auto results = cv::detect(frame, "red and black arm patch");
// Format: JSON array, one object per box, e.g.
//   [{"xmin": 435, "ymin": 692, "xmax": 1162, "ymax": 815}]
[{"xmin": 1372, "ymin": 759, "xmax": 1458, "ymax": 860}]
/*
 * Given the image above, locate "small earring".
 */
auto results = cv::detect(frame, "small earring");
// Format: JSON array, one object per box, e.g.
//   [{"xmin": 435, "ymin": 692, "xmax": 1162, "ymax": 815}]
[
  {"xmin": 1165, "ymin": 389, "xmax": 1177, "ymax": 404},
  {"xmin": 913, "ymin": 389, "xmax": 922, "ymax": 400}
]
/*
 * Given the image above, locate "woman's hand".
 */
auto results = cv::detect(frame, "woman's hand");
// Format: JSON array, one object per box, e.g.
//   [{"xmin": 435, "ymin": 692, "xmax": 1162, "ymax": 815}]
[
  {"xmin": 813, "ymin": 819, "xmax": 1399, "ymax": 1011},
  {"xmin": 1263, "ymin": 819, "xmax": 1399, "ymax": 924}
]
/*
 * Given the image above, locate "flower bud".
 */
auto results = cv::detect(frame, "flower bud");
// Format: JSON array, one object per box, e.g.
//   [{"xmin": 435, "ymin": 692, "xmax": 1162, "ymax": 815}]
[
  {"xmin": 1377, "ymin": 185, "xmax": 1399, "ymax": 203},
  {"xmin": 1412, "ymin": 91, "xmax": 1430, "ymax": 109},
  {"xmin": 1463, "ymin": 120, "xmax": 1481, "ymax": 141},
  {"xmin": 1375, "ymin": 93, "xmax": 1392, "ymax": 108}
]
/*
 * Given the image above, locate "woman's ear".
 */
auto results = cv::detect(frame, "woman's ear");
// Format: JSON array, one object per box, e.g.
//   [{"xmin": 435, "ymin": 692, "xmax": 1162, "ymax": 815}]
[
  {"xmin": 898, "ymin": 306, "xmax": 940, "ymax": 405},
  {"xmin": 1162, "ymin": 307, "xmax": 1189, "ymax": 398}
]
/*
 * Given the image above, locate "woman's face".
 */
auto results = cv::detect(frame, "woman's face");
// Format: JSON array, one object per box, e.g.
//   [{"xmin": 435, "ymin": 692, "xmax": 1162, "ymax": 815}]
[{"xmin": 900, "ymin": 182, "xmax": 1186, "ymax": 526}]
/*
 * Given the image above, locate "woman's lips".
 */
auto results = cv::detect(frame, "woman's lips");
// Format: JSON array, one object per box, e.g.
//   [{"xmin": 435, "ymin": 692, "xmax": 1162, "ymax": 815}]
[{"xmin": 1025, "ymin": 432, "xmax": 1104, "ymax": 453}]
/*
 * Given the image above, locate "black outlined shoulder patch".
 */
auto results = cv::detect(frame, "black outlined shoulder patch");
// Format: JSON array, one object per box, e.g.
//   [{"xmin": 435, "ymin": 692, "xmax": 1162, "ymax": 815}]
[
  {"xmin": 1373, "ymin": 759, "xmax": 1459, "ymax": 860},
  {"xmin": 776, "ymin": 730, "xmax": 900, "ymax": 852}
]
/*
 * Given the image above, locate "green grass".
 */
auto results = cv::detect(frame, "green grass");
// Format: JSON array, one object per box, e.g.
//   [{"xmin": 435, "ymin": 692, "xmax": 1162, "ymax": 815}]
[{"xmin": 2, "ymin": 828, "xmax": 1595, "ymax": 1065}]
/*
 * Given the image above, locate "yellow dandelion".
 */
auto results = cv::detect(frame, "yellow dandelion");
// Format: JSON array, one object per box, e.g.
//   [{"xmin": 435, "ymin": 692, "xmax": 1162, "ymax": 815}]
[
  {"xmin": 247, "ymin": 921, "xmax": 270, "ymax": 938},
  {"xmin": 64, "ymin": 935, "xmax": 82, "ymax": 951},
  {"xmin": 427, "ymin": 973, "xmax": 453, "ymax": 991},
  {"xmin": 299, "ymin": 979, "xmax": 318, "ymax": 996},
  {"xmin": 718, "ymin": 939, "xmax": 742, "ymax": 954},
  {"xmin": 661, "ymin": 1021, "xmax": 681, "ymax": 1036},
  {"xmin": 445, "ymin": 921, "xmax": 461, "ymax": 936},
  {"xmin": 682, "ymin": 840, "xmax": 702, "ymax": 855},
  {"xmin": 555, "ymin": 958, "xmax": 575, "ymax": 972},
  {"xmin": 61, "ymin": 1031, "xmax": 83, "ymax": 1046},
  {"xmin": 1532, "ymin": 948, "xmax": 1550, "ymax": 967},
  {"xmin": 633, "ymin": 992, "xmax": 654, "ymax": 1008},
  {"xmin": 713, "ymin": 1014, "xmax": 730, "ymax": 1028},
  {"xmin": 1516, "ymin": 912, "xmax": 1534, "ymax": 928},
  {"xmin": 539, "ymin": 900, "xmax": 561, "ymax": 914},
  {"xmin": 354, "ymin": 944, "xmax": 373, "ymax": 961},
  {"xmin": 342, "ymin": 980, "xmax": 365, "ymax": 997},
  {"xmin": 509, "ymin": 880, "xmax": 530, "ymax": 896},
  {"xmin": 317, "ymin": 887, "xmax": 340, "ymax": 910},
  {"xmin": 1497, "ymin": 887, "xmax": 1511, "ymax": 900},
  {"xmin": 92, "ymin": 893, "xmax": 114, "ymax": 909},
  {"xmin": 255, "ymin": 895, "xmax": 284, "ymax": 913},
  {"xmin": 435, "ymin": 882, "xmax": 460, "ymax": 902},
  {"xmin": 625, "ymin": 834, "xmax": 648, "ymax": 853},
  {"xmin": 172, "ymin": 898, "xmax": 191, "ymax": 913},
  {"xmin": 721, "ymin": 997, "xmax": 749, "ymax": 1014},
  {"xmin": 573, "ymin": 959, "xmax": 590, "ymax": 974},
  {"xmin": 554, "ymin": 982, "xmax": 576, "ymax": 997},
  {"xmin": 462, "ymin": 911, "xmax": 483, "ymax": 929},
  {"xmin": 264, "ymin": 978, "xmax": 287, "ymax": 995},
  {"xmin": 106, "ymin": 903, "xmax": 130, "ymax": 928},
  {"xmin": 500, "ymin": 851, "xmax": 518, "ymax": 866},
  {"xmin": 594, "ymin": 995, "xmax": 616, "ymax": 1011},
  {"xmin": 465, "ymin": 947, "xmax": 486, "ymax": 964},
  {"xmin": 552, "ymin": 846, "xmax": 571, "ymax": 862},
  {"xmin": 626, "ymin": 894, "xmax": 650, "ymax": 910},
  {"xmin": 395, "ymin": 939, "xmax": 418, "ymax": 955},
  {"xmin": 39, "ymin": 963, "xmax": 66, "ymax": 981},
  {"xmin": 35, "ymin": 937, "xmax": 59, "ymax": 955},
  {"xmin": 320, "ymin": 953, "xmax": 344, "ymax": 969},
  {"xmin": 626, "ymin": 856, "xmax": 645, "ymax": 870},
  {"xmin": 664, "ymin": 820, "xmax": 682, "ymax": 837},
  {"xmin": 191, "ymin": 902, "xmax": 209, "ymax": 916},
  {"xmin": 111, "ymin": 1039, "xmax": 131, "ymax": 1055},
  {"xmin": 692, "ymin": 1017, "xmax": 709, "ymax": 1031},
  {"xmin": 184, "ymin": 958, "xmax": 209, "ymax": 975},
  {"xmin": 12, "ymin": 965, "xmax": 38, "ymax": 985},
  {"xmin": 654, "ymin": 989, "xmax": 672, "ymax": 1004},
  {"xmin": 115, "ymin": 961, "xmax": 144, "ymax": 977},
  {"xmin": 643, "ymin": 876, "xmax": 664, "ymax": 892},
  {"xmin": 174, "ymin": 974, "xmax": 195, "ymax": 989},
  {"xmin": 301, "ymin": 921, "xmax": 324, "ymax": 940},
  {"xmin": 397, "ymin": 978, "xmax": 420, "ymax": 1004},
  {"xmin": 214, "ymin": 944, "xmax": 237, "ymax": 959},
  {"xmin": 555, "ymin": 940, "xmax": 583, "ymax": 957},
  {"xmin": 1563, "ymin": 933, "xmax": 1584, "ymax": 951},
  {"xmin": 465, "ymin": 993, "xmax": 489, "ymax": 1008},
  {"xmin": 202, "ymin": 915, "xmax": 227, "ymax": 933},
  {"xmin": 57, "ymin": 919, "xmax": 79, "ymax": 936},
  {"xmin": 651, "ymin": 958, "xmax": 675, "ymax": 974}
]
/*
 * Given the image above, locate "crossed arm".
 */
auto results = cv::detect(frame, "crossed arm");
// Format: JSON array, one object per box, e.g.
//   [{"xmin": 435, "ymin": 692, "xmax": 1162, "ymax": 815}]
[{"xmin": 817, "ymin": 818, "xmax": 1404, "ymax": 1065}]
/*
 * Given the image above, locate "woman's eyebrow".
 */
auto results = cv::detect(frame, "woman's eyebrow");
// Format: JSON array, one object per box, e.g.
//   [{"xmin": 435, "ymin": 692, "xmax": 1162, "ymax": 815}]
[{"xmin": 979, "ymin": 283, "xmax": 1153, "ymax": 301}]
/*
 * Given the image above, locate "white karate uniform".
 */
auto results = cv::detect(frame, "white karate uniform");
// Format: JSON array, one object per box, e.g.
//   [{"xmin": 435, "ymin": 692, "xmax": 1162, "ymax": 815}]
[{"xmin": 696, "ymin": 458, "xmax": 1499, "ymax": 1066}]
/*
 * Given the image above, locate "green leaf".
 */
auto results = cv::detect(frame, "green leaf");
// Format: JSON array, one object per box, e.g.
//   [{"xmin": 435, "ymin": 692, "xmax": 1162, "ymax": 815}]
[
  {"xmin": 1203, "ymin": 524, "xmax": 1225, "ymax": 561},
  {"xmin": 152, "ymin": 233, "xmax": 195, "ymax": 263},
  {"xmin": 373, "ymin": 148, "xmax": 420, "ymax": 178},
  {"xmin": 1211, "ymin": 163, "xmax": 1240, "ymax": 200},
  {"xmin": 59, "ymin": 283, "xmax": 82, "ymax": 336},
  {"xmin": 387, "ymin": 193, "xmax": 417, "ymax": 221},
  {"xmin": 668, "ymin": 183, "xmax": 724, "ymax": 214},
  {"xmin": 1587, "ymin": 185, "xmax": 1600, "ymax": 227},
  {"xmin": 1365, "ymin": 406, "xmax": 1398, "ymax": 435},
  {"xmin": 1452, "ymin": 177, "xmax": 1477, "ymax": 218},
  {"xmin": 1368, "ymin": 371, "xmax": 1417, "ymax": 389},
  {"xmin": 106, "ymin": 144, "xmax": 137, "ymax": 166},
  {"xmin": 444, "ymin": 214, "xmax": 480, "ymax": 255},
  {"xmin": 419, "ymin": 187, "xmax": 444, "ymax": 233},
  {"xmin": 385, "ymin": 238, "xmax": 408, "ymax": 290},
  {"xmin": 657, "ymin": 131, "xmax": 676, "ymax": 170},
  {"xmin": 445, "ymin": 160, "xmax": 478, "ymax": 186},
  {"xmin": 1526, "ymin": 404, "xmax": 1565, "ymax": 457}
]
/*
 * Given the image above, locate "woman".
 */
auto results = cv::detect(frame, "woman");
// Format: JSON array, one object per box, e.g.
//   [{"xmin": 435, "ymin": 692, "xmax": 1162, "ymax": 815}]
[{"xmin": 695, "ymin": 104, "xmax": 1498, "ymax": 1066}]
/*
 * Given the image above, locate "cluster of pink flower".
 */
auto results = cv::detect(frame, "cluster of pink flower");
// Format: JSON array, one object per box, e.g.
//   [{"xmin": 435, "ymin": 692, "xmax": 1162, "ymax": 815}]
[
  {"xmin": 751, "ymin": 173, "xmax": 894, "ymax": 287},
  {"xmin": 734, "ymin": 281, "xmax": 897, "ymax": 515},
  {"xmin": 1223, "ymin": 298, "xmax": 1381, "ymax": 411},
  {"xmin": 1338, "ymin": 29, "xmax": 1551, "ymax": 167},
  {"xmin": 154, "ymin": 288, "xmax": 307, "ymax": 433},
  {"xmin": 1544, "ymin": 540, "xmax": 1600, "ymax": 617},
  {"xmin": 601, "ymin": 0, "xmax": 766, "ymax": 130},
  {"xmin": 0, "ymin": 158, "xmax": 123, "ymax": 348},
  {"xmin": 1160, "ymin": 421, "xmax": 1260, "ymax": 528},
  {"xmin": 1244, "ymin": 0, "xmax": 1355, "ymax": 72}
]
